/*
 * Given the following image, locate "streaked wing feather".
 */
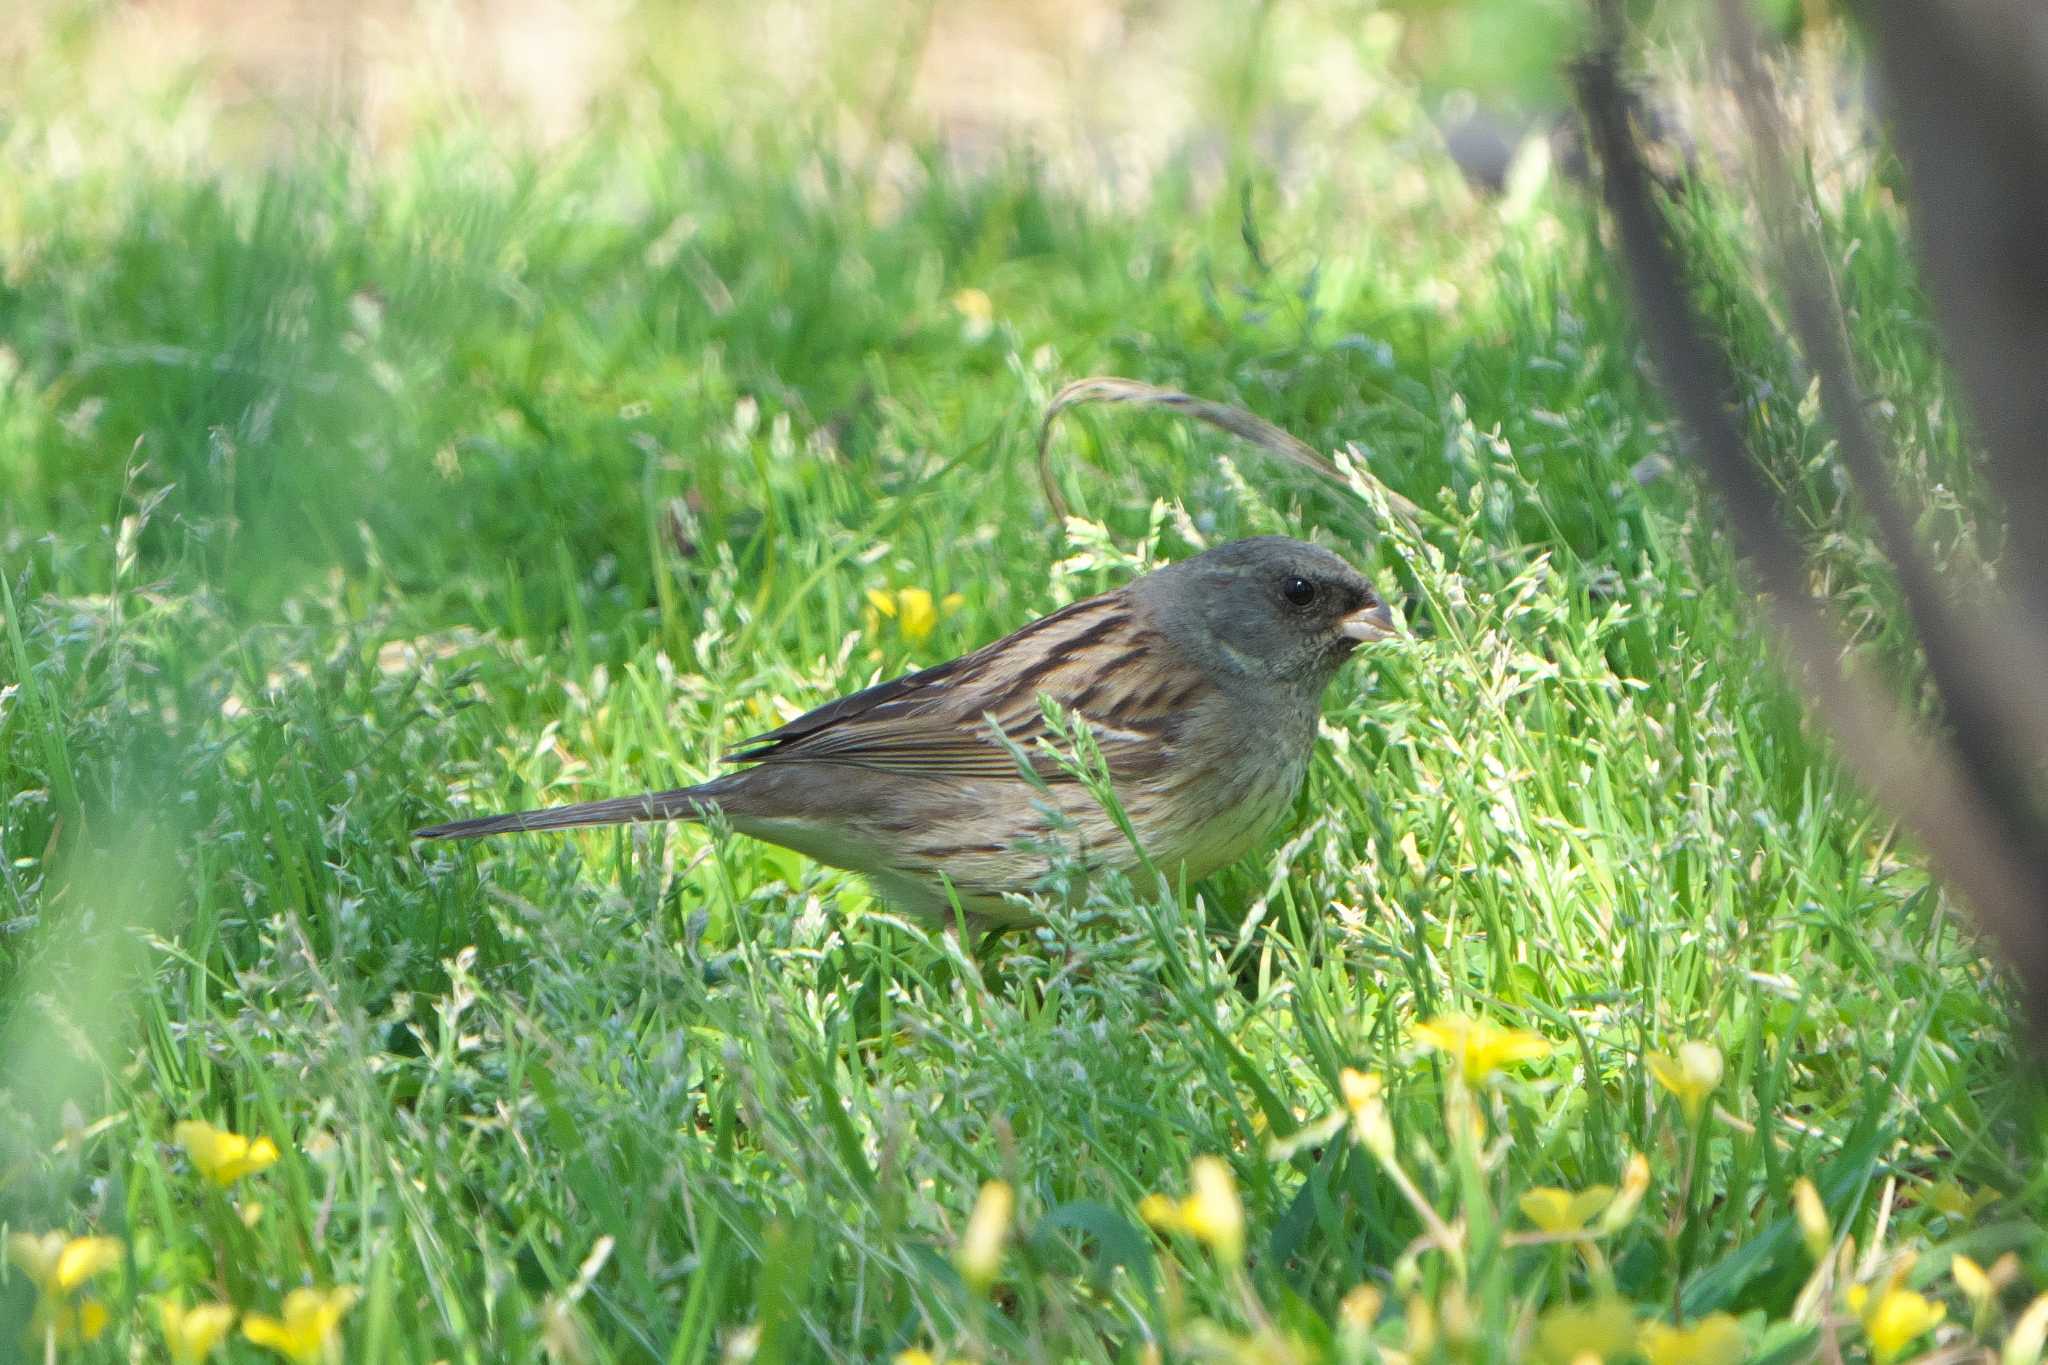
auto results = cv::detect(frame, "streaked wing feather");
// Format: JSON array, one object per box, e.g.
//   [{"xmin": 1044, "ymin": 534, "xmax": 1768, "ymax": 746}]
[
  {"xmin": 723, "ymin": 655, "xmax": 966, "ymax": 763},
  {"xmin": 767, "ymin": 734, "xmax": 1045, "ymax": 777},
  {"xmin": 721, "ymin": 593, "xmax": 1193, "ymax": 781}
]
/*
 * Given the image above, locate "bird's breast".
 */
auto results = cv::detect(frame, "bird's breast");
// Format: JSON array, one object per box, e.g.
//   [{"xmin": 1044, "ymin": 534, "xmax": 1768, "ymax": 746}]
[{"xmin": 1115, "ymin": 698, "xmax": 1316, "ymax": 880}]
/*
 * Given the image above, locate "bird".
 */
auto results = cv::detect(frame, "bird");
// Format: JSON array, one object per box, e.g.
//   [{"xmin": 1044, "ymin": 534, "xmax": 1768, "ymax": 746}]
[{"xmin": 416, "ymin": 536, "xmax": 1397, "ymax": 923}]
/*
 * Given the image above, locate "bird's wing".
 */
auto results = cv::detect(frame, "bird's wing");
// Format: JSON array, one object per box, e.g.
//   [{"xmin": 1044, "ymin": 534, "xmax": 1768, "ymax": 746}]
[{"xmin": 723, "ymin": 592, "xmax": 1207, "ymax": 781}]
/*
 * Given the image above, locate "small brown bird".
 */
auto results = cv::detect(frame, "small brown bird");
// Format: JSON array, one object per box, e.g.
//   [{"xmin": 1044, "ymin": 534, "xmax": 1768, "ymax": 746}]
[{"xmin": 417, "ymin": 536, "xmax": 1397, "ymax": 922}]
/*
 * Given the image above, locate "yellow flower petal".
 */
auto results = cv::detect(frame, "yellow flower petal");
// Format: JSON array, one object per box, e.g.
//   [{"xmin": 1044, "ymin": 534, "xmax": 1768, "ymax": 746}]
[
  {"xmin": 1404, "ymin": 1292, "xmax": 1439, "ymax": 1355},
  {"xmin": 1521, "ymin": 1188, "xmax": 1574, "ymax": 1233},
  {"xmin": 1648, "ymin": 1041, "xmax": 1723, "ymax": 1124},
  {"xmin": 1339, "ymin": 1068, "xmax": 1381, "ymax": 1111},
  {"xmin": 73, "ymin": 1297, "xmax": 111, "ymax": 1343},
  {"xmin": 897, "ymin": 588, "xmax": 937, "ymax": 644},
  {"xmin": 1639, "ymin": 1313, "xmax": 1745, "ymax": 1365},
  {"xmin": 1339, "ymin": 1284, "xmax": 1384, "ymax": 1330},
  {"xmin": 1140, "ymin": 1159, "xmax": 1246, "ymax": 1260},
  {"xmin": 175, "ymin": 1119, "xmax": 281, "ymax": 1186},
  {"xmin": 952, "ymin": 288, "xmax": 993, "ymax": 325},
  {"xmin": 242, "ymin": 1286, "xmax": 357, "ymax": 1363},
  {"xmin": 241, "ymin": 1317, "xmax": 298, "ymax": 1358},
  {"xmin": 4, "ymin": 1231, "xmax": 122, "ymax": 1295},
  {"xmin": 55, "ymin": 1235, "xmax": 122, "ymax": 1292},
  {"xmin": 1338, "ymin": 1068, "xmax": 1395, "ymax": 1159},
  {"xmin": 158, "ymin": 1297, "xmax": 238, "ymax": 1363},
  {"xmin": 1520, "ymin": 1186, "xmax": 1615, "ymax": 1235},
  {"xmin": 1569, "ymin": 1186, "xmax": 1616, "ymax": 1228},
  {"xmin": 1182, "ymin": 1156, "xmax": 1245, "ymax": 1261},
  {"xmin": 2007, "ymin": 1291, "xmax": 2048, "ymax": 1365},
  {"xmin": 32, "ymin": 1294, "xmax": 111, "ymax": 1346},
  {"xmin": 5, "ymin": 1231, "xmax": 63, "ymax": 1290},
  {"xmin": 1137, "ymin": 1192, "xmax": 1176, "ymax": 1229},
  {"xmin": 1534, "ymin": 1298, "xmax": 1637, "ymax": 1364},
  {"xmin": 1598, "ymin": 1153, "xmax": 1652, "ymax": 1234},
  {"xmin": 1954, "ymin": 1254, "xmax": 1991, "ymax": 1306},
  {"xmin": 954, "ymin": 1180, "xmax": 1013, "ymax": 1292},
  {"xmin": 1849, "ymin": 1282, "xmax": 1946, "ymax": 1364},
  {"xmin": 864, "ymin": 588, "xmax": 897, "ymax": 618},
  {"xmin": 1793, "ymin": 1177, "xmax": 1830, "ymax": 1262},
  {"xmin": 1409, "ymin": 1019, "xmax": 1461, "ymax": 1053},
  {"xmin": 1413, "ymin": 1014, "xmax": 1551, "ymax": 1084}
]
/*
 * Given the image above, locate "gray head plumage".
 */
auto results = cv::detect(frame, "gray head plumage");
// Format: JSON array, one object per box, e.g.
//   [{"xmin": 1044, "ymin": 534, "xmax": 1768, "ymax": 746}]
[{"xmin": 1132, "ymin": 536, "xmax": 1394, "ymax": 699}]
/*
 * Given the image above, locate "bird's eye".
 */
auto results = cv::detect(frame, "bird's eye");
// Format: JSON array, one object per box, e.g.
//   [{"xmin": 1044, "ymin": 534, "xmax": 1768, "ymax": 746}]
[{"xmin": 1282, "ymin": 575, "xmax": 1318, "ymax": 607}]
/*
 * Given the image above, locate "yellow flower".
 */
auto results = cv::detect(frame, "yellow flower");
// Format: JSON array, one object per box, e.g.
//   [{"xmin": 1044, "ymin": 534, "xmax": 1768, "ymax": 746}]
[
  {"xmin": 897, "ymin": 588, "xmax": 939, "ymax": 644},
  {"xmin": 1139, "ymin": 1156, "xmax": 1245, "ymax": 1261},
  {"xmin": 895, "ymin": 1352, "xmax": 937, "ymax": 1365},
  {"xmin": 1339, "ymin": 1068, "xmax": 1395, "ymax": 1161},
  {"xmin": 1519, "ymin": 1185, "xmax": 1615, "ymax": 1235},
  {"xmin": 1336, "ymin": 1287, "xmax": 1384, "ymax": 1362},
  {"xmin": 2009, "ymin": 1292, "xmax": 2048, "ymax": 1365},
  {"xmin": 1182, "ymin": 1156, "xmax": 1245, "ymax": 1260},
  {"xmin": 1953, "ymin": 1252, "xmax": 2019, "ymax": 1334},
  {"xmin": 1533, "ymin": 1298, "xmax": 1636, "ymax": 1364},
  {"xmin": 175, "ymin": 1119, "xmax": 281, "ymax": 1186},
  {"xmin": 1847, "ymin": 1280, "xmax": 1946, "ymax": 1363},
  {"xmin": 952, "ymin": 288, "xmax": 993, "ymax": 324},
  {"xmin": 1952, "ymin": 1253, "xmax": 1992, "ymax": 1307},
  {"xmin": 8, "ymin": 1232, "xmax": 120, "ymax": 1348},
  {"xmin": 1338, "ymin": 1067, "xmax": 1381, "ymax": 1112},
  {"xmin": 1339, "ymin": 1284, "xmax": 1384, "ymax": 1330},
  {"xmin": 1404, "ymin": 1292, "xmax": 1439, "ymax": 1356},
  {"xmin": 864, "ymin": 587, "xmax": 964, "ymax": 647},
  {"xmin": 30, "ymin": 1295, "xmax": 111, "ymax": 1346},
  {"xmin": 1137, "ymin": 1192, "xmax": 1177, "ymax": 1229},
  {"xmin": 1639, "ymin": 1313, "xmax": 1745, "ymax": 1365},
  {"xmin": 1647, "ymin": 1041, "xmax": 1724, "ymax": 1125},
  {"xmin": 1793, "ymin": 1177, "xmax": 1830, "ymax": 1262},
  {"xmin": 242, "ymin": 1286, "xmax": 357, "ymax": 1363},
  {"xmin": 954, "ymin": 1179, "xmax": 1014, "ymax": 1292},
  {"xmin": 952, "ymin": 288, "xmax": 995, "ymax": 340},
  {"xmin": 1412, "ymin": 1013, "xmax": 1551, "ymax": 1084},
  {"xmin": 158, "ymin": 1297, "xmax": 237, "ymax": 1363},
  {"xmin": 6, "ymin": 1231, "xmax": 122, "ymax": 1295},
  {"xmin": 1598, "ymin": 1153, "xmax": 1652, "ymax": 1234}
]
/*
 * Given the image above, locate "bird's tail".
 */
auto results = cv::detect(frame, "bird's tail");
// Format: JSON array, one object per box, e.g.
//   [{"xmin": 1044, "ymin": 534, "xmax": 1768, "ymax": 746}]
[{"xmin": 414, "ymin": 787, "xmax": 715, "ymax": 840}]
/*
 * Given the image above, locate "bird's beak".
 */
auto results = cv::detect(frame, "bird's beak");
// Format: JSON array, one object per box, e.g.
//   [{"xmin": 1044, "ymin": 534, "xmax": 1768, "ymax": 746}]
[{"xmin": 1339, "ymin": 600, "xmax": 1399, "ymax": 642}]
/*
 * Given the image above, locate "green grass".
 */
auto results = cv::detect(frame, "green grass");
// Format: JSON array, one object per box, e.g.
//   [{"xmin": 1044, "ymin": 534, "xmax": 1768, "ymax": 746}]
[{"xmin": 2, "ymin": 12, "xmax": 2042, "ymax": 1363}]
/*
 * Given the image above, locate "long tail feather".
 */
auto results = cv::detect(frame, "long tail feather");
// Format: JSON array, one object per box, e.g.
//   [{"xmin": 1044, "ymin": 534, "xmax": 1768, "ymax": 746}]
[{"xmin": 414, "ymin": 787, "xmax": 713, "ymax": 840}]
